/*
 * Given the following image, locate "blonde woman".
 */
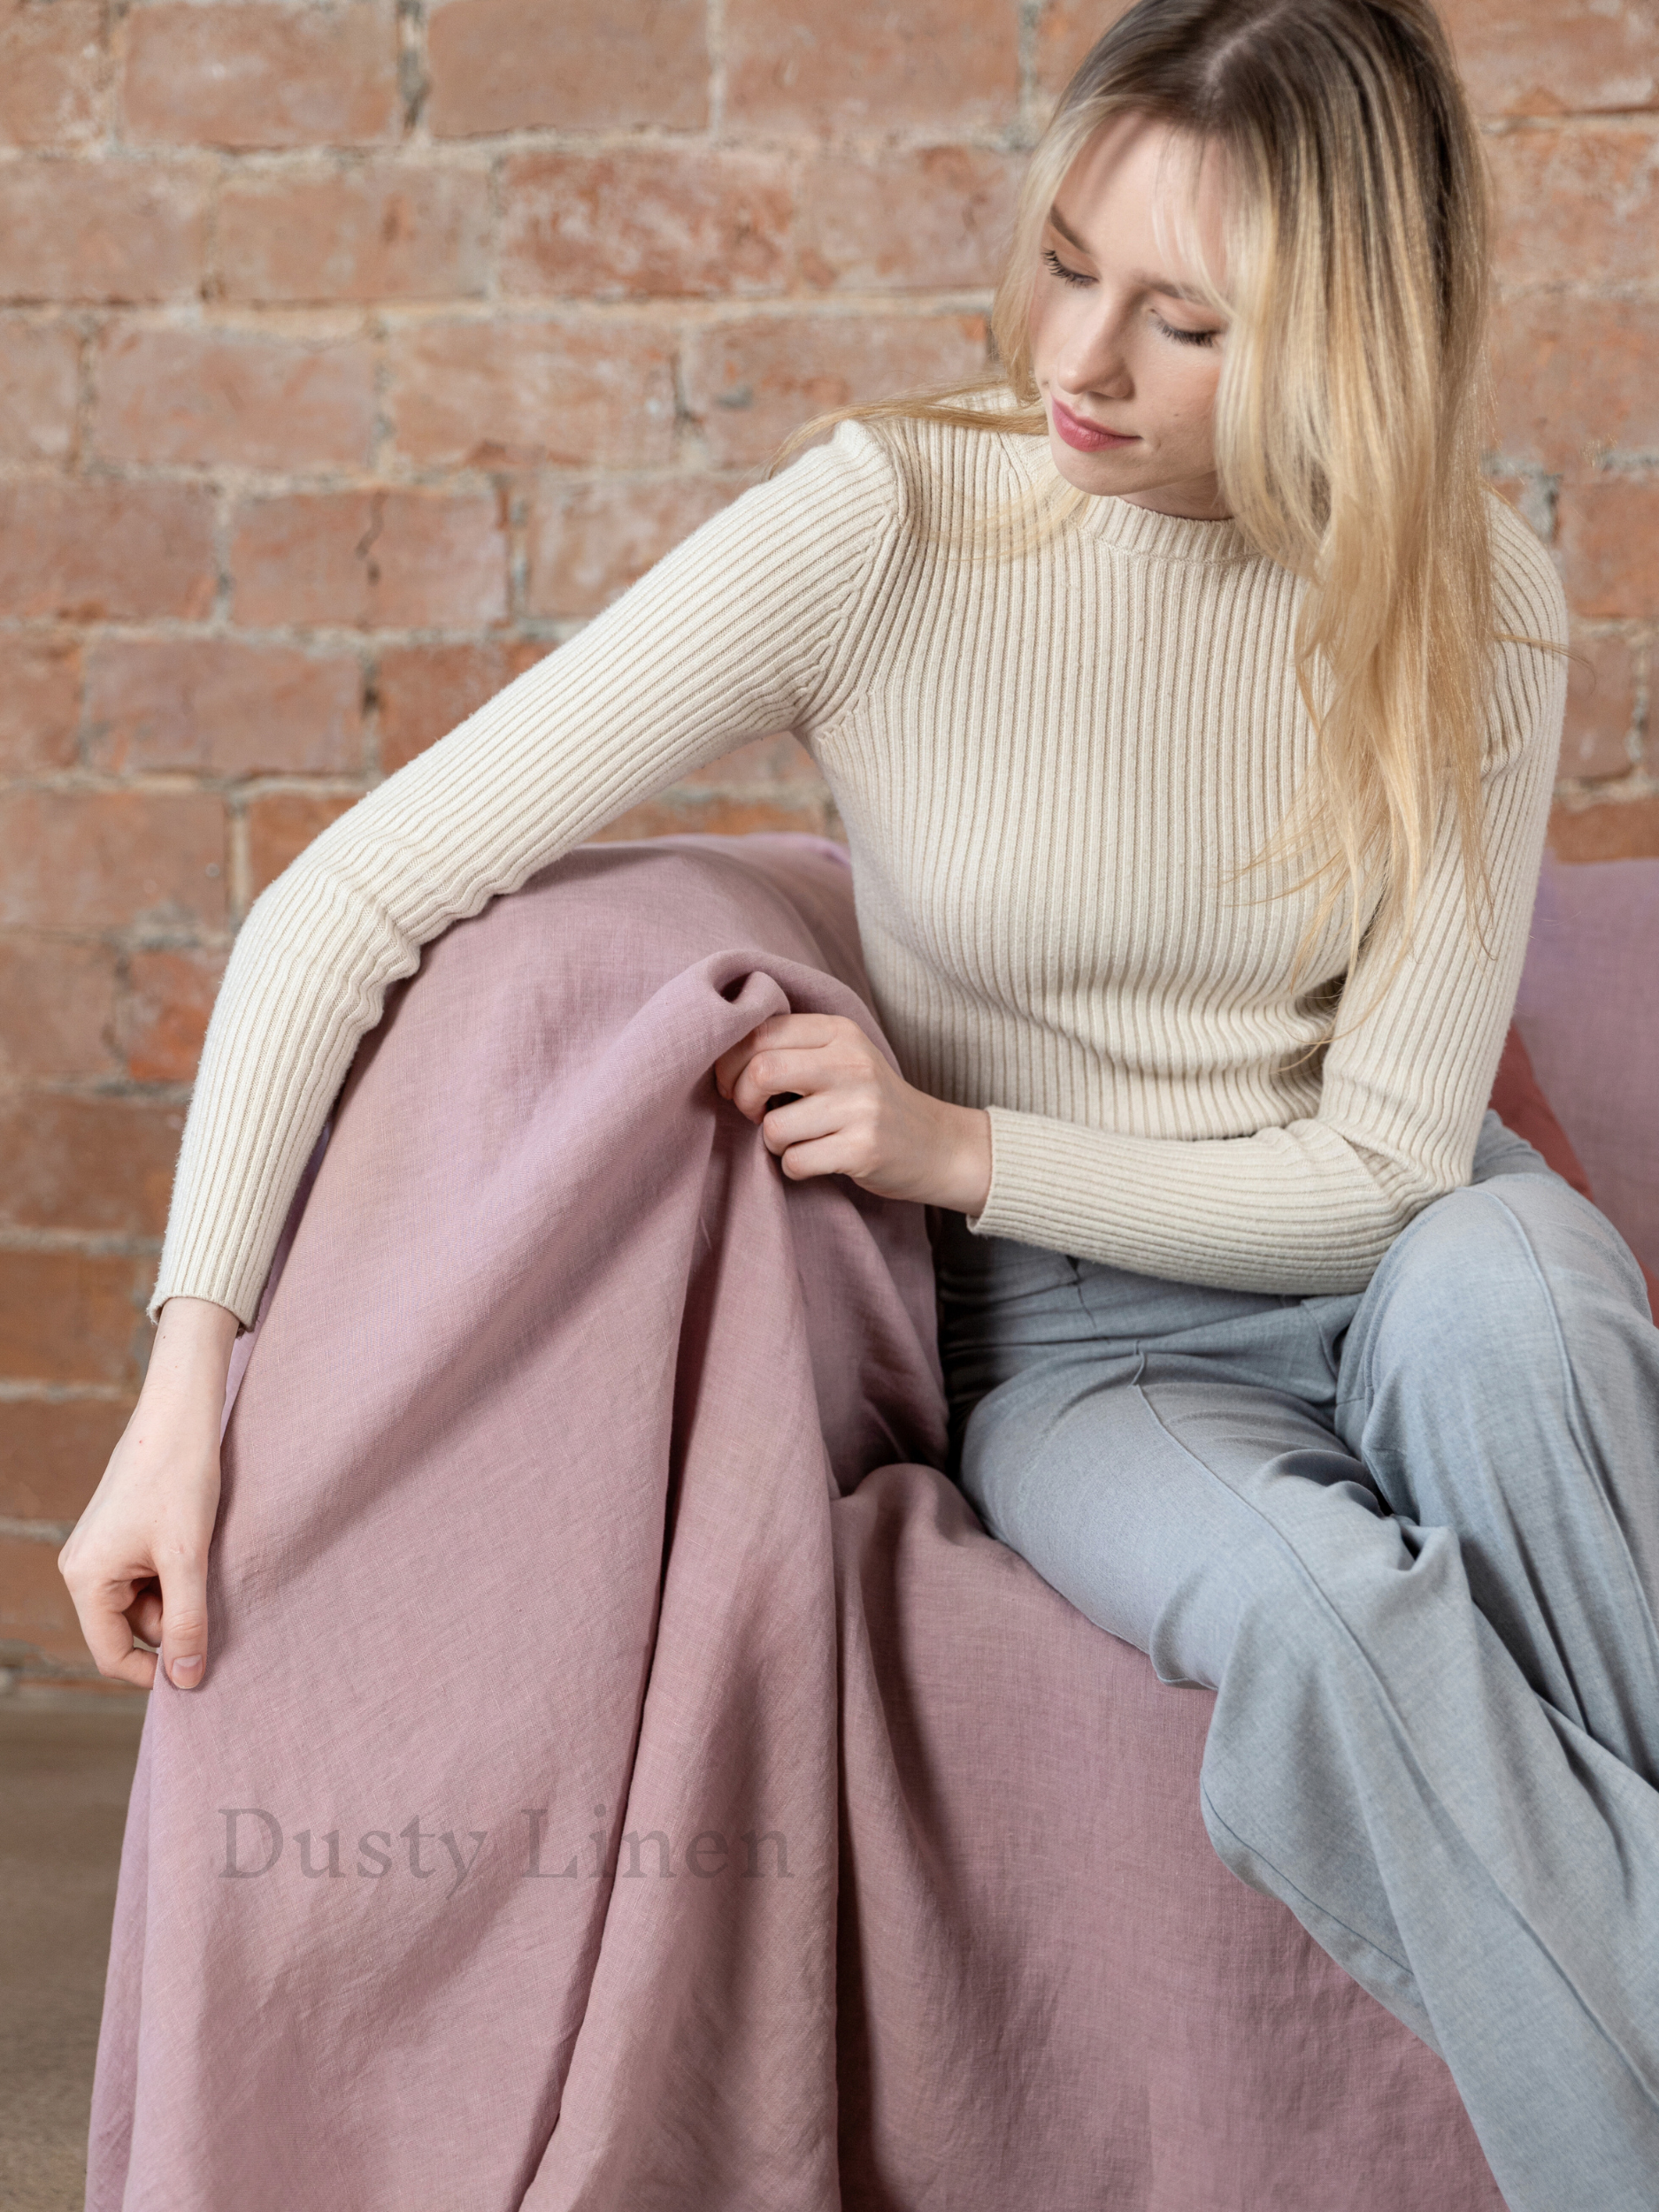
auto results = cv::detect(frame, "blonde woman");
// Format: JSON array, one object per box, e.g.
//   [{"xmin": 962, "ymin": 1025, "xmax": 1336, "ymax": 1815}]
[{"xmin": 62, "ymin": 0, "xmax": 1659, "ymax": 2200}]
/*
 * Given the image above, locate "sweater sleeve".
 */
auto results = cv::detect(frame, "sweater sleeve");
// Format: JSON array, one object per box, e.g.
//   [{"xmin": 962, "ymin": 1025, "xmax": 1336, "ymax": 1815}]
[
  {"xmin": 967, "ymin": 515, "xmax": 1571, "ymax": 1294},
  {"xmin": 150, "ymin": 419, "xmax": 903, "ymax": 1325}
]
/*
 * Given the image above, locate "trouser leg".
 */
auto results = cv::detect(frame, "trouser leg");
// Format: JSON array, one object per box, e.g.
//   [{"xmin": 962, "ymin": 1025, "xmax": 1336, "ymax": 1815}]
[{"xmin": 944, "ymin": 1116, "xmax": 1659, "ymax": 2211}]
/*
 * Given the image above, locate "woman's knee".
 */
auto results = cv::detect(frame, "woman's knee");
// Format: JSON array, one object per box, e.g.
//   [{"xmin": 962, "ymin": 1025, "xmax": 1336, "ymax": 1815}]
[{"xmin": 1354, "ymin": 1165, "xmax": 1642, "ymax": 1386}]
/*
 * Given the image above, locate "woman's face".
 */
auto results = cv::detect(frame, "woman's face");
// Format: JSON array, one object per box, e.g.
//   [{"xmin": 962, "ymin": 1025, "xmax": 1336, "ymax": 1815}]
[{"xmin": 1027, "ymin": 112, "xmax": 1233, "ymax": 520}]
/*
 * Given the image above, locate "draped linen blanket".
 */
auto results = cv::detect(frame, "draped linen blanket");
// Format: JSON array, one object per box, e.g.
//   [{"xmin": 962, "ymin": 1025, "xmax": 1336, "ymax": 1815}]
[{"xmin": 88, "ymin": 833, "xmax": 1503, "ymax": 2211}]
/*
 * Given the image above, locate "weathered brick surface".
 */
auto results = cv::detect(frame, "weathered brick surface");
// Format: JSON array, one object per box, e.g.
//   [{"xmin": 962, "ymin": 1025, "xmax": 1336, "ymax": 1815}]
[
  {"xmin": 117, "ymin": 946, "xmax": 228, "ymax": 1084},
  {"xmin": 724, "ymin": 0, "xmax": 1020, "ymax": 134},
  {"xmin": 0, "ymin": 0, "xmax": 105, "ymax": 149},
  {"xmin": 229, "ymin": 489, "xmax": 509, "ymax": 629},
  {"xmin": 0, "ymin": 158, "xmax": 206, "ymax": 303},
  {"xmin": 426, "ymin": 0, "xmax": 708, "ymax": 136},
  {"xmin": 216, "ymin": 164, "xmax": 492, "ymax": 303},
  {"xmin": 0, "ymin": 319, "xmax": 81, "ymax": 461},
  {"xmin": 0, "ymin": 938, "xmax": 121, "ymax": 1081},
  {"xmin": 1559, "ymin": 480, "xmax": 1659, "ymax": 622},
  {"xmin": 0, "ymin": 1398, "xmax": 131, "ymax": 1524},
  {"xmin": 94, "ymin": 324, "xmax": 378, "ymax": 472},
  {"xmin": 85, "ymin": 639, "xmax": 364, "ymax": 776},
  {"xmin": 123, "ymin": 1, "xmax": 399, "ymax": 150},
  {"xmin": 0, "ymin": 480, "xmax": 215, "ymax": 621},
  {"xmin": 0, "ymin": 636, "xmax": 81, "ymax": 772},
  {"xmin": 0, "ymin": 1094, "xmax": 186, "ymax": 1236},
  {"xmin": 0, "ymin": 791, "xmax": 226, "ymax": 930},
  {"xmin": 500, "ymin": 151, "xmax": 795, "ymax": 300},
  {"xmin": 1, "ymin": 0, "xmax": 1652, "ymax": 1662},
  {"xmin": 0, "ymin": 1253, "xmax": 148, "ymax": 1386},
  {"xmin": 387, "ymin": 320, "xmax": 679, "ymax": 469}
]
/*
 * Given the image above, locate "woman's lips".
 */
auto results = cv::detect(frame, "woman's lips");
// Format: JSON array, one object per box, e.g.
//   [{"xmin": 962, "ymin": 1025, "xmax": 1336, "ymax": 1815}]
[{"xmin": 1052, "ymin": 396, "xmax": 1137, "ymax": 451}]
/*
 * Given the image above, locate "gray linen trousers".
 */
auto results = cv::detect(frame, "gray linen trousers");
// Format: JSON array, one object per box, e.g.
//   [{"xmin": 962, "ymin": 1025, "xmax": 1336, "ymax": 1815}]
[{"xmin": 934, "ymin": 1109, "xmax": 1659, "ymax": 2212}]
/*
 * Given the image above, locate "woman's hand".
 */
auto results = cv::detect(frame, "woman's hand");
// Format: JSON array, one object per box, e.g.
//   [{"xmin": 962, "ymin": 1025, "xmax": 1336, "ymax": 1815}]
[
  {"xmin": 58, "ymin": 1295, "xmax": 240, "ymax": 1692},
  {"xmin": 714, "ymin": 1012, "xmax": 993, "ymax": 1216}
]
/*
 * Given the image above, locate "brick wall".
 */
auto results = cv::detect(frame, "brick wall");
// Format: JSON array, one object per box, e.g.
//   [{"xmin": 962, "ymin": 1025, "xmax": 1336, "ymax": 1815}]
[{"xmin": 1, "ymin": 0, "xmax": 1654, "ymax": 1689}]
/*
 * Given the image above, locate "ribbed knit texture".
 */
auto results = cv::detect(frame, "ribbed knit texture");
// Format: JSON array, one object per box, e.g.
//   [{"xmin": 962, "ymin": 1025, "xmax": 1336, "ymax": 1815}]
[{"xmin": 152, "ymin": 409, "xmax": 1569, "ymax": 1325}]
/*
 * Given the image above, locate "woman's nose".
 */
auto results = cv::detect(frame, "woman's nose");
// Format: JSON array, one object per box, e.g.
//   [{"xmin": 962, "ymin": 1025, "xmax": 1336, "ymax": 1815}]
[{"xmin": 1055, "ymin": 316, "xmax": 1133, "ymax": 402}]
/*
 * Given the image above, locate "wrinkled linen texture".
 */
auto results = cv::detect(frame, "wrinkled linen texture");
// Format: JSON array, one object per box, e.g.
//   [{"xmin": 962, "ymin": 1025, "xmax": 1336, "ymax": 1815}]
[{"xmin": 94, "ymin": 833, "xmax": 1558, "ymax": 2212}]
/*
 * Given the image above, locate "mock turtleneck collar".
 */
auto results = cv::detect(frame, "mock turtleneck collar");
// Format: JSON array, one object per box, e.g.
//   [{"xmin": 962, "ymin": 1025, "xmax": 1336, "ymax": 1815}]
[{"xmin": 1001, "ymin": 424, "xmax": 1256, "ymax": 564}]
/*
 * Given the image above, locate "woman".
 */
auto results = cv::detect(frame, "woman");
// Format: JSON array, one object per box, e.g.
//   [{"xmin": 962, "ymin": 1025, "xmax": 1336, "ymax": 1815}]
[{"xmin": 61, "ymin": 0, "xmax": 1659, "ymax": 2201}]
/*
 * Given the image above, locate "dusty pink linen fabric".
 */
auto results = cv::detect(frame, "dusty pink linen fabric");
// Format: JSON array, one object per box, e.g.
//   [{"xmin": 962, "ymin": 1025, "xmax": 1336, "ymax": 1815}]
[
  {"xmin": 1515, "ymin": 852, "xmax": 1659, "ymax": 1284},
  {"xmin": 88, "ymin": 834, "xmax": 1502, "ymax": 2210}
]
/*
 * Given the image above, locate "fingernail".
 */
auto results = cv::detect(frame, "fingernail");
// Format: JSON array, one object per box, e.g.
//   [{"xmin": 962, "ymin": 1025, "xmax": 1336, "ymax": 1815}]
[{"xmin": 171, "ymin": 1655, "xmax": 204, "ymax": 1686}]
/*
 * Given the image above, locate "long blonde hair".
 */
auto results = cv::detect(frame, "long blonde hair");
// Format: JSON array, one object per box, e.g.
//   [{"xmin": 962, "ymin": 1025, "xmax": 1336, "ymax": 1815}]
[{"xmin": 770, "ymin": 0, "xmax": 1565, "ymax": 1032}]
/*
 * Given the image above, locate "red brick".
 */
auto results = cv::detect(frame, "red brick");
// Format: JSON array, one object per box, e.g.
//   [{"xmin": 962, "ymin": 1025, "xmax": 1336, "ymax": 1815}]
[
  {"xmin": 526, "ymin": 477, "xmax": 738, "ymax": 619},
  {"xmin": 500, "ymin": 150, "xmax": 791, "ymax": 299},
  {"xmin": 682, "ymin": 312, "xmax": 989, "ymax": 469},
  {"xmin": 95, "ymin": 324, "xmax": 376, "ymax": 471},
  {"xmin": 216, "ymin": 164, "xmax": 490, "ymax": 304},
  {"xmin": 426, "ymin": 0, "xmax": 707, "ymax": 136},
  {"xmin": 0, "ymin": 319, "xmax": 79, "ymax": 458},
  {"xmin": 1548, "ymin": 793, "xmax": 1659, "ymax": 863},
  {"xmin": 1559, "ymin": 478, "xmax": 1659, "ymax": 621},
  {"xmin": 376, "ymin": 637, "xmax": 546, "ymax": 772},
  {"xmin": 229, "ymin": 489, "xmax": 508, "ymax": 628},
  {"xmin": 0, "ymin": 790, "xmax": 227, "ymax": 929},
  {"xmin": 1489, "ymin": 124, "xmax": 1659, "ymax": 289},
  {"xmin": 0, "ymin": 635, "xmax": 81, "ymax": 772},
  {"xmin": 1492, "ymin": 295, "xmax": 1659, "ymax": 474},
  {"xmin": 725, "ymin": 0, "xmax": 1018, "ymax": 134},
  {"xmin": 592, "ymin": 790, "xmax": 830, "ymax": 842},
  {"xmin": 118, "ymin": 946, "xmax": 227, "ymax": 1084},
  {"xmin": 85, "ymin": 638, "xmax": 363, "ymax": 775},
  {"xmin": 124, "ymin": 0, "xmax": 397, "ymax": 149},
  {"xmin": 1560, "ymin": 632, "xmax": 1639, "ymax": 781},
  {"xmin": 677, "ymin": 733, "xmax": 824, "ymax": 790},
  {"xmin": 0, "ymin": 1397, "xmax": 132, "ymax": 1523},
  {"xmin": 0, "ymin": 480, "xmax": 215, "ymax": 621},
  {"xmin": 388, "ymin": 319, "xmax": 678, "ymax": 472},
  {"xmin": 0, "ymin": 1251, "xmax": 148, "ymax": 1386},
  {"xmin": 0, "ymin": 0, "xmax": 104, "ymax": 147},
  {"xmin": 796, "ymin": 147, "xmax": 1025, "ymax": 291},
  {"xmin": 0, "ymin": 157, "xmax": 205, "ymax": 303},
  {"xmin": 0, "ymin": 938, "xmax": 120, "ymax": 1081},
  {"xmin": 0, "ymin": 1095, "xmax": 186, "ymax": 1237},
  {"xmin": 247, "ymin": 791, "xmax": 360, "ymax": 896},
  {"xmin": 1440, "ymin": 0, "xmax": 1658, "ymax": 116},
  {"xmin": 1035, "ymin": 0, "xmax": 1125, "ymax": 98},
  {"xmin": 0, "ymin": 1535, "xmax": 94, "ymax": 1663}
]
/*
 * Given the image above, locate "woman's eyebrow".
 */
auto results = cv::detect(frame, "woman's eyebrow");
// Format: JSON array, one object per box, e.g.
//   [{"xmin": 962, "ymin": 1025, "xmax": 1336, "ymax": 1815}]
[{"xmin": 1045, "ymin": 201, "xmax": 1209, "ymax": 306}]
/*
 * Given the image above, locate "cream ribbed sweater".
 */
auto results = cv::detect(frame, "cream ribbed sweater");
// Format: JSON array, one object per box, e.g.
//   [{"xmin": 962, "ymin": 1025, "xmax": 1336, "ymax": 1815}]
[{"xmin": 152, "ymin": 410, "xmax": 1569, "ymax": 1326}]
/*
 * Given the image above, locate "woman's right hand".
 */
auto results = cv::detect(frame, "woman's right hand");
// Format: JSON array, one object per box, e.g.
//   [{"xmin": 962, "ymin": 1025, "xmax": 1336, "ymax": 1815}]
[{"xmin": 58, "ymin": 1295, "xmax": 241, "ymax": 1692}]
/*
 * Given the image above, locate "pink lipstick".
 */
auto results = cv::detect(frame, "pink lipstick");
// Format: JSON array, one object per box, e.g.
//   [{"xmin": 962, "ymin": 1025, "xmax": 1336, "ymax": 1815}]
[{"xmin": 1052, "ymin": 396, "xmax": 1137, "ymax": 451}]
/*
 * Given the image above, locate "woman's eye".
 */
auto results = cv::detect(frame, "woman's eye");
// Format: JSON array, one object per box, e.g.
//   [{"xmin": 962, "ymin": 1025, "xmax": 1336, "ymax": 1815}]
[
  {"xmin": 1151, "ymin": 311, "xmax": 1219, "ymax": 349},
  {"xmin": 1041, "ymin": 245, "xmax": 1092, "ymax": 288}
]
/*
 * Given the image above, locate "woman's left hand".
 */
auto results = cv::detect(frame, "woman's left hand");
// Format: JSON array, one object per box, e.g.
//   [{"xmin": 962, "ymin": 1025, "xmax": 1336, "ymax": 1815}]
[{"xmin": 714, "ymin": 1012, "xmax": 992, "ymax": 1216}]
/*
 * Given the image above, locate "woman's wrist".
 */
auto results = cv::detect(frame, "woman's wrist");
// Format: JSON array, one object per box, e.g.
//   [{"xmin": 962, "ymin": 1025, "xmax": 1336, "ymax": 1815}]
[
  {"xmin": 928, "ymin": 1101, "xmax": 993, "ymax": 1218},
  {"xmin": 145, "ymin": 1296, "xmax": 241, "ymax": 1401}
]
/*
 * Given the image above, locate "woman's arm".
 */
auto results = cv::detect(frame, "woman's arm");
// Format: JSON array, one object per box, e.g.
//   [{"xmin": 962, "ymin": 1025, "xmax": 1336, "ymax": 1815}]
[
  {"xmin": 59, "ymin": 419, "xmax": 905, "ymax": 1686},
  {"xmin": 153, "ymin": 418, "xmax": 905, "ymax": 1329},
  {"xmin": 955, "ymin": 522, "xmax": 1571, "ymax": 1293}
]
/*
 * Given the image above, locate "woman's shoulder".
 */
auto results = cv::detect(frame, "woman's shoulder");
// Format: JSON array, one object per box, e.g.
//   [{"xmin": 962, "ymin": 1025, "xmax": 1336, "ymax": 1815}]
[
  {"xmin": 1485, "ymin": 486, "xmax": 1570, "ymax": 651},
  {"xmin": 788, "ymin": 386, "xmax": 1044, "ymax": 539}
]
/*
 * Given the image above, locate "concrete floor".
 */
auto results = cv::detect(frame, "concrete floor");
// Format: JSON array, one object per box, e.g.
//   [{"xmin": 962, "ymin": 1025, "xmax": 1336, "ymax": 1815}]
[{"xmin": 0, "ymin": 1696, "xmax": 147, "ymax": 2212}]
